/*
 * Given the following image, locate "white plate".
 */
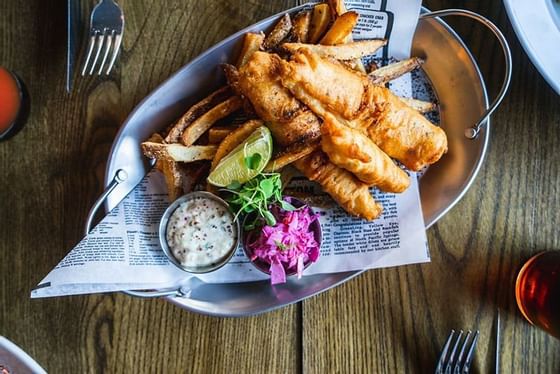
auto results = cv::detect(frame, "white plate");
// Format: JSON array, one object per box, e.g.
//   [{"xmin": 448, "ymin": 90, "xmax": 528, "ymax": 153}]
[
  {"xmin": 0, "ymin": 336, "xmax": 46, "ymax": 374},
  {"xmin": 504, "ymin": 0, "xmax": 560, "ymax": 94}
]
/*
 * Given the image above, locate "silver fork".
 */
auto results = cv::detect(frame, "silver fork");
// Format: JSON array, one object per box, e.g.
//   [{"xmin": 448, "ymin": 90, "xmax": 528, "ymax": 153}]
[
  {"xmin": 435, "ymin": 330, "xmax": 480, "ymax": 374},
  {"xmin": 81, "ymin": 0, "xmax": 124, "ymax": 76}
]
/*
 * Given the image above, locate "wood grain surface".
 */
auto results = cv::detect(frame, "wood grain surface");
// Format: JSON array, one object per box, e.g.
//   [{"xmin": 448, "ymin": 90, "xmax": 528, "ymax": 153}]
[{"xmin": 0, "ymin": 0, "xmax": 559, "ymax": 373}]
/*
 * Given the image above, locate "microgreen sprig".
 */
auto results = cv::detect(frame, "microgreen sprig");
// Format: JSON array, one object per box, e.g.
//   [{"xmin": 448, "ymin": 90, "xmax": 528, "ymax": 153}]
[{"xmin": 223, "ymin": 172, "xmax": 296, "ymax": 230}]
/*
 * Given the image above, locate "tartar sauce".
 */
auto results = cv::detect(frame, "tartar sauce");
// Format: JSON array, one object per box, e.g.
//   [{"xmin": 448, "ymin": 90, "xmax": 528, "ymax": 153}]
[{"xmin": 166, "ymin": 196, "xmax": 236, "ymax": 268}]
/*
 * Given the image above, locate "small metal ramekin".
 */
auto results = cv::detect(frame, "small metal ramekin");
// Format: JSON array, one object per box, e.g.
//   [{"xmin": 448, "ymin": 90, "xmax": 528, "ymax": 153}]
[
  {"xmin": 159, "ymin": 191, "xmax": 240, "ymax": 274},
  {"xmin": 242, "ymin": 197, "xmax": 322, "ymax": 277}
]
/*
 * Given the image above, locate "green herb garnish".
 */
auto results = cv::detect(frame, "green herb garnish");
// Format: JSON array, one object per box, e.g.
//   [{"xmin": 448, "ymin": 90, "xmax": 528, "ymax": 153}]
[{"xmin": 224, "ymin": 173, "xmax": 296, "ymax": 230}]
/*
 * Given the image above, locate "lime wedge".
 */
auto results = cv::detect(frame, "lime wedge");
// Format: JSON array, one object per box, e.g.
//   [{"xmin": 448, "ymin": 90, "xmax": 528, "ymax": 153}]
[{"xmin": 207, "ymin": 126, "xmax": 272, "ymax": 187}]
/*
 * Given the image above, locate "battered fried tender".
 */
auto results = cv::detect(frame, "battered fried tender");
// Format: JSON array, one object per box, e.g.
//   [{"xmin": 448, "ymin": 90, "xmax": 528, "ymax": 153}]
[
  {"xmin": 236, "ymin": 51, "xmax": 382, "ymax": 219},
  {"xmin": 278, "ymin": 49, "xmax": 448, "ymax": 171},
  {"xmin": 367, "ymin": 91, "xmax": 448, "ymax": 171},
  {"xmin": 321, "ymin": 116, "xmax": 410, "ymax": 192},
  {"xmin": 294, "ymin": 151, "xmax": 383, "ymax": 220},
  {"xmin": 237, "ymin": 51, "xmax": 321, "ymax": 146}
]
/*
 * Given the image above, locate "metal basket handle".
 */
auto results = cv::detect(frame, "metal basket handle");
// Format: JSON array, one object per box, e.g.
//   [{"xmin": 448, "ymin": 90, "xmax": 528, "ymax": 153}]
[
  {"xmin": 84, "ymin": 169, "xmax": 128, "ymax": 235},
  {"xmin": 420, "ymin": 9, "xmax": 512, "ymax": 139},
  {"xmin": 84, "ymin": 168, "xmax": 184, "ymax": 298}
]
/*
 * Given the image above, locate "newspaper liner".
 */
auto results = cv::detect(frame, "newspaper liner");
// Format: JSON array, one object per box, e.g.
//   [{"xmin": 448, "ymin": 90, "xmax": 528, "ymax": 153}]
[{"xmin": 32, "ymin": 0, "xmax": 428, "ymax": 298}]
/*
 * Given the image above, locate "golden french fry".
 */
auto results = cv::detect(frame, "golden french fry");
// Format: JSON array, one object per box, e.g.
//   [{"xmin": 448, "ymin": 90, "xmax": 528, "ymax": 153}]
[
  {"xmin": 211, "ymin": 119, "xmax": 264, "ymax": 170},
  {"xmin": 161, "ymin": 161, "xmax": 184, "ymax": 202},
  {"xmin": 280, "ymin": 189, "xmax": 336, "ymax": 209},
  {"xmin": 279, "ymin": 165, "xmax": 299, "ymax": 192},
  {"xmin": 283, "ymin": 40, "xmax": 387, "ymax": 60},
  {"xmin": 178, "ymin": 161, "xmax": 210, "ymax": 194},
  {"xmin": 155, "ymin": 159, "xmax": 166, "ymax": 172},
  {"xmin": 263, "ymin": 13, "xmax": 292, "ymax": 50},
  {"xmin": 142, "ymin": 142, "xmax": 217, "ymax": 162},
  {"xmin": 368, "ymin": 57, "xmax": 424, "ymax": 85},
  {"xmin": 292, "ymin": 10, "xmax": 312, "ymax": 43},
  {"xmin": 181, "ymin": 96, "xmax": 243, "ymax": 146},
  {"xmin": 165, "ymin": 86, "xmax": 231, "ymax": 143},
  {"xmin": 208, "ymin": 127, "xmax": 234, "ymax": 144},
  {"xmin": 398, "ymin": 97, "xmax": 437, "ymax": 113},
  {"xmin": 145, "ymin": 133, "xmax": 166, "ymax": 172},
  {"xmin": 222, "ymin": 64, "xmax": 242, "ymax": 96},
  {"xmin": 328, "ymin": 0, "xmax": 347, "ymax": 17},
  {"xmin": 264, "ymin": 141, "xmax": 320, "ymax": 172},
  {"xmin": 308, "ymin": 3, "xmax": 331, "ymax": 44},
  {"xmin": 320, "ymin": 11, "xmax": 359, "ymax": 45},
  {"xmin": 326, "ymin": 0, "xmax": 366, "ymax": 73},
  {"xmin": 146, "ymin": 132, "xmax": 164, "ymax": 144},
  {"xmin": 236, "ymin": 33, "xmax": 265, "ymax": 68}
]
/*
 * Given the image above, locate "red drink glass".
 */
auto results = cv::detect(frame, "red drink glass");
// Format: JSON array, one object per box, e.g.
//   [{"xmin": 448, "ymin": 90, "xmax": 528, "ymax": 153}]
[
  {"xmin": 0, "ymin": 67, "xmax": 27, "ymax": 141},
  {"xmin": 515, "ymin": 251, "xmax": 560, "ymax": 338}
]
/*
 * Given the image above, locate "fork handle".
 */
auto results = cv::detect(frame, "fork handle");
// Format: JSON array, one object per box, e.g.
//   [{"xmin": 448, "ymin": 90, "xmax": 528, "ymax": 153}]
[{"xmin": 420, "ymin": 9, "xmax": 512, "ymax": 140}]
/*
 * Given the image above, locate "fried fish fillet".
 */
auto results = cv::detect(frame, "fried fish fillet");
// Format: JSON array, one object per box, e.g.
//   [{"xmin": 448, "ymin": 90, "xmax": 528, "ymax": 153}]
[
  {"xmin": 321, "ymin": 116, "xmax": 410, "ymax": 192},
  {"xmin": 367, "ymin": 91, "xmax": 448, "ymax": 171},
  {"xmin": 278, "ymin": 49, "xmax": 448, "ymax": 171},
  {"xmin": 237, "ymin": 51, "xmax": 381, "ymax": 219},
  {"xmin": 294, "ymin": 151, "xmax": 382, "ymax": 220},
  {"xmin": 237, "ymin": 51, "xmax": 321, "ymax": 146}
]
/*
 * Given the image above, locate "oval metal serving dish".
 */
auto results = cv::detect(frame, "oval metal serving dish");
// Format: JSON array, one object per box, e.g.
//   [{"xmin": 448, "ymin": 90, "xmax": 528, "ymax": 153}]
[{"xmin": 101, "ymin": 5, "xmax": 490, "ymax": 316}]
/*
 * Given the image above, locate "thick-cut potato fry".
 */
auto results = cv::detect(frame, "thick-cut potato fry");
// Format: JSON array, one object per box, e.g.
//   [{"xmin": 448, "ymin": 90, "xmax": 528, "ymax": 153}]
[
  {"xmin": 280, "ymin": 189, "xmax": 337, "ymax": 209},
  {"xmin": 145, "ymin": 133, "xmax": 166, "ymax": 171},
  {"xmin": 368, "ymin": 61, "xmax": 379, "ymax": 72},
  {"xmin": 292, "ymin": 11, "xmax": 311, "ymax": 43},
  {"xmin": 279, "ymin": 165, "xmax": 298, "ymax": 192},
  {"xmin": 283, "ymin": 40, "xmax": 387, "ymax": 60},
  {"xmin": 208, "ymin": 127, "xmax": 234, "ymax": 144},
  {"xmin": 155, "ymin": 159, "xmax": 166, "ymax": 173},
  {"xmin": 326, "ymin": 0, "xmax": 366, "ymax": 73},
  {"xmin": 178, "ymin": 161, "xmax": 210, "ymax": 194},
  {"xmin": 236, "ymin": 33, "xmax": 265, "ymax": 68},
  {"xmin": 308, "ymin": 3, "xmax": 331, "ymax": 44},
  {"xmin": 161, "ymin": 161, "xmax": 184, "ymax": 202},
  {"xmin": 211, "ymin": 119, "xmax": 264, "ymax": 170},
  {"xmin": 264, "ymin": 141, "xmax": 320, "ymax": 172},
  {"xmin": 165, "ymin": 86, "xmax": 231, "ymax": 143},
  {"xmin": 320, "ymin": 11, "xmax": 359, "ymax": 45},
  {"xmin": 398, "ymin": 97, "xmax": 437, "ymax": 113},
  {"xmin": 141, "ymin": 142, "xmax": 217, "ymax": 162},
  {"xmin": 161, "ymin": 162, "xmax": 209, "ymax": 202},
  {"xmin": 222, "ymin": 64, "xmax": 242, "ymax": 96},
  {"xmin": 368, "ymin": 57, "xmax": 424, "ymax": 85},
  {"xmin": 328, "ymin": 0, "xmax": 347, "ymax": 17},
  {"xmin": 181, "ymin": 96, "xmax": 242, "ymax": 146},
  {"xmin": 263, "ymin": 13, "xmax": 292, "ymax": 50},
  {"xmin": 147, "ymin": 132, "xmax": 164, "ymax": 144}
]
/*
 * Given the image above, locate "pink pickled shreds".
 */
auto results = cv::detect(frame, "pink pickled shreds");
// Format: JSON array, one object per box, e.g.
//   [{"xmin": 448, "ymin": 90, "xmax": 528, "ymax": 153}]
[{"xmin": 247, "ymin": 205, "xmax": 320, "ymax": 285}]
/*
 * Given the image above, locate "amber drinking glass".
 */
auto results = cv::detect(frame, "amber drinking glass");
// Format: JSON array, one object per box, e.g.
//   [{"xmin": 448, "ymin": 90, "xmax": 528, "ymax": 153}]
[{"xmin": 515, "ymin": 251, "xmax": 560, "ymax": 338}]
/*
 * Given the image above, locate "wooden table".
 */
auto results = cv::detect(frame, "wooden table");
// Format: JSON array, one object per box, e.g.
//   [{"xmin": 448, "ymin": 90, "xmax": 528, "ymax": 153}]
[{"xmin": 1, "ymin": 0, "xmax": 559, "ymax": 372}]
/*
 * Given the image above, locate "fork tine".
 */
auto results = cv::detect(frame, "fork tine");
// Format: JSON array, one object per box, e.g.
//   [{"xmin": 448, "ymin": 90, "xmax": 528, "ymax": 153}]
[
  {"xmin": 460, "ymin": 330, "xmax": 479, "ymax": 373},
  {"xmin": 453, "ymin": 331, "xmax": 472, "ymax": 374},
  {"xmin": 105, "ymin": 32, "xmax": 122, "ymax": 75},
  {"xmin": 435, "ymin": 330, "xmax": 455, "ymax": 374},
  {"xmin": 88, "ymin": 29, "xmax": 107, "ymax": 75},
  {"xmin": 97, "ymin": 30, "xmax": 114, "ymax": 75},
  {"xmin": 445, "ymin": 330, "xmax": 463, "ymax": 374},
  {"xmin": 81, "ymin": 31, "xmax": 98, "ymax": 76}
]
